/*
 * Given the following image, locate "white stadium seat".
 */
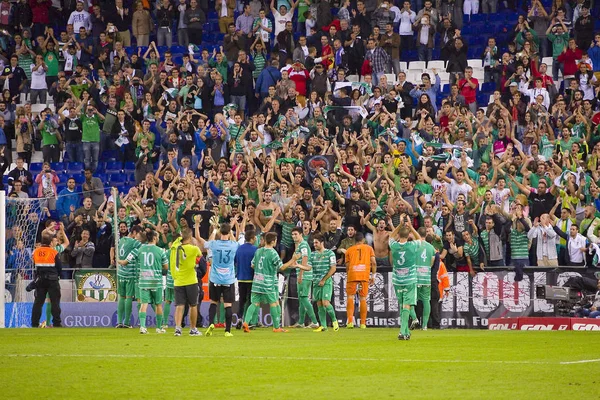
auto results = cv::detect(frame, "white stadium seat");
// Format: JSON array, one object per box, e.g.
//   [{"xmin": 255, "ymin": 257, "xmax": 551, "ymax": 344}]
[
  {"xmin": 467, "ymin": 59, "xmax": 483, "ymax": 69},
  {"xmin": 409, "ymin": 61, "xmax": 426, "ymax": 70},
  {"xmin": 399, "ymin": 61, "xmax": 408, "ymax": 72},
  {"xmin": 427, "ymin": 60, "xmax": 446, "ymax": 70}
]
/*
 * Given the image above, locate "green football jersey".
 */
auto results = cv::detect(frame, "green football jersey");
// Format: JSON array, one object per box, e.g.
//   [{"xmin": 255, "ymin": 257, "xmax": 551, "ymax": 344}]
[
  {"xmin": 308, "ymin": 249, "xmax": 336, "ymax": 283},
  {"xmin": 389, "ymin": 238, "xmax": 420, "ymax": 286},
  {"xmin": 136, "ymin": 244, "xmax": 168, "ymax": 290},
  {"xmin": 415, "ymin": 241, "xmax": 436, "ymax": 285},
  {"xmin": 251, "ymin": 247, "xmax": 283, "ymax": 294},
  {"xmin": 117, "ymin": 237, "xmax": 141, "ymax": 280},
  {"xmin": 295, "ymin": 240, "xmax": 312, "ymax": 281}
]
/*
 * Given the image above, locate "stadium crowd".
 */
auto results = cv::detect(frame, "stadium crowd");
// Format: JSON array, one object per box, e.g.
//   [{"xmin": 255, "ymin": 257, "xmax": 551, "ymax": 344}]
[{"xmin": 3, "ymin": 0, "xmax": 600, "ymax": 330}]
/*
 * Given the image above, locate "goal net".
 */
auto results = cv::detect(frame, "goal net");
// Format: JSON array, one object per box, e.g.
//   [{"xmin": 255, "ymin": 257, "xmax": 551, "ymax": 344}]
[{"xmin": 2, "ymin": 195, "xmax": 45, "ymax": 328}]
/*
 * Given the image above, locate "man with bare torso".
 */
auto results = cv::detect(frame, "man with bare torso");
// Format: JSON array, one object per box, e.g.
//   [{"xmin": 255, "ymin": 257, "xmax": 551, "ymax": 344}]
[
  {"xmin": 255, "ymin": 189, "xmax": 281, "ymax": 233},
  {"xmin": 366, "ymin": 218, "xmax": 391, "ymax": 267}
]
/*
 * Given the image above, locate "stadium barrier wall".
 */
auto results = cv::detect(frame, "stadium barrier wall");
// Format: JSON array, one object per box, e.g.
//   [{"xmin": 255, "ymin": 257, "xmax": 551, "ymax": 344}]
[{"xmin": 5, "ymin": 268, "xmax": 599, "ymax": 328}]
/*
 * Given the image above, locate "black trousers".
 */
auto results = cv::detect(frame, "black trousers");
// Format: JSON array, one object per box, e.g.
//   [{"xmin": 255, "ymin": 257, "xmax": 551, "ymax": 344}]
[
  {"xmin": 31, "ymin": 279, "xmax": 62, "ymax": 327},
  {"xmin": 183, "ymin": 283, "xmax": 204, "ymax": 327},
  {"xmin": 237, "ymin": 281, "xmax": 252, "ymax": 317},
  {"xmin": 429, "ymin": 283, "xmax": 441, "ymax": 329}
]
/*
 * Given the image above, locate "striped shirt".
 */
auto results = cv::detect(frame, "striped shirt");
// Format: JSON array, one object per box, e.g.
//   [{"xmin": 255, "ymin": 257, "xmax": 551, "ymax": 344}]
[
  {"xmin": 295, "ymin": 241, "xmax": 312, "ymax": 281},
  {"xmin": 510, "ymin": 229, "xmax": 529, "ymax": 259},
  {"xmin": 463, "ymin": 235, "xmax": 480, "ymax": 262},
  {"xmin": 389, "ymin": 239, "xmax": 419, "ymax": 286},
  {"xmin": 252, "ymin": 52, "xmax": 266, "ymax": 79},
  {"xmin": 229, "ymin": 124, "xmax": 244, "ymax": 153},
  {"xmin": 280, "ymin": 221, "xmax": 295, "ymax": 247},
  {"xmin": 131, "ymin": 244, "xmax": 168, "ymax": 290},
  {"xmin": 117, "ymin": 237, "xmax": 141, "ymax": 280},
  {"xmin": 415, "ymin": 241, "xmax": 436, "ymax": 285},
  {"xmin": 251, "ymin": 247, "xmax": 283, "ymax": 293},
  {"xmin": 308, "ymin": 249, "xmax": 336, "ymax": 282}
]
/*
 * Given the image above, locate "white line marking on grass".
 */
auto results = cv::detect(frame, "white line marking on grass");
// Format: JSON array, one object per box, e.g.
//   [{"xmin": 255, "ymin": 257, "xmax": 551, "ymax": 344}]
[
  {"xmin": 1, "ymin": 354, "xmax": 585, "ymax": 365},
  {"xmin": 559, "ymin": 359, "xmax": 600, "ymax": 365}
]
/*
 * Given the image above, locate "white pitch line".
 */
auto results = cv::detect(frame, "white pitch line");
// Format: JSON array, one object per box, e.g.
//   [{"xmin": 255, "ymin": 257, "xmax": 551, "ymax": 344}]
[
  {"xmin": 0, "ymin": 354, "xmax": 582, "ymax": 365},
  {"xmin": 559, "ymin": 359, "xmax": 600, "ymax": 365}
]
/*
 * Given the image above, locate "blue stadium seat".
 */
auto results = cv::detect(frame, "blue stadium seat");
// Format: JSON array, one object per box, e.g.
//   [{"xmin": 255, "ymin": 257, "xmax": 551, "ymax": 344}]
[
  {"xmin": 71, "ymin": 174, "xmax": 86, "ymax": 184},
  {"xmin": 29, "ymin": 162, "xmax": 43, "ymax": 175},
  {"xmin": 66, "ymin": 162, "xmax": 84, "ymax": 174},
  {"xmin": 124, "ymin": 161, "xmax": 136, "ymax": 174},
  {"xmin": 109, "ymin": 174, "xmax": 127, "ymax": 185},
  {"xmin": 481, "ymin": 81, "xmax": 496, "ymax": 92},
  {"xmin": 470, "ymin": 14, "xmax": 487, "ymax": 23},
  {"xmin": 476, "ymin": 92, "xmax": 490, "ymax": 105},
  {"xmin": 95, "ymin": 173, "xmax": 108, "ymax": 185},
  {"xmin": 105, "ymin": 161, "xmax": 122, "ymax": 174},
  {"xmin": 207, "ymin": 11, "xmax": 218, "ymax": 19},
  {"xmin": 95, "ymin": 162, "xmax": 105, "ymax": 174},
  {"xmin": 50, "ymin": 162, "xmax": 65, "ymax": 172},
  {"xmin": 126, "ymin": 173, "xmax": 137, "ymax": 184},
  {"xmin": 171, "ymin": 45, "xmax": 187, "ymax": 54}
]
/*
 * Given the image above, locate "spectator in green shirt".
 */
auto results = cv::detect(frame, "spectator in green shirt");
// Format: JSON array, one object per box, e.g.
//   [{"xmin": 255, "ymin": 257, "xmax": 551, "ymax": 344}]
[{"xmin": 79, "ymin": 103, "xmax": 105, "ymax": 172}]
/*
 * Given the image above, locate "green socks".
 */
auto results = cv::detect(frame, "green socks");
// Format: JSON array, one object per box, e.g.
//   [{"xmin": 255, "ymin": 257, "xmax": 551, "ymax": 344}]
[
  {"xmin": 117, "ymin": 297, "xmax": 125, "ymax": 325},
  {"xmin": 163, "ymin": 302, "xmax": 171, "ymax": 327},
  {"xmin": 409, "ymin": 306, "xmax": 417, "ymax": 322},
  {"xmin": 139, "ymin": 312, "xmax": 147, "ymax": 328},
  {"xmin": 325, "ymin": 304, "xmax": 336, "ymax": 322},
  {"xmin": 318, "ymin": 305, "xmax": 327, "ymax": 328},
  {"xmin": 245, "ymin": 304, "xmax": 257, "ymax": 324},
  {"xmin": 298, "ymin": 301, "xmax": 306, "ymax": 325},
  {"xmin": 124, "ymin": 298, "xmax": 133, "ymax": 325},
  {"xmin": 45, "ymin": 302, "xmax": 52, "ymax": 326},
  {"xmin": 422, "ymin": 302, "xmax": 431, "ymax": 328},
  {"xmin": 156, "ymin": 313, "xmax": 163, "ymax": 329},
  {"xmin": 214, "ymin": 303, "xmax": 226, "ymax": 324},
  {"xmin": 301, "ymin": 298, "xmax": 318, "ymax": 324},
  {"xmin": 270, "ymin": 306, "xmax": 281, "ymax": 329},
  {"xmin": 401, "ymin": 308, "xmax": 410, "ymax": 336}
]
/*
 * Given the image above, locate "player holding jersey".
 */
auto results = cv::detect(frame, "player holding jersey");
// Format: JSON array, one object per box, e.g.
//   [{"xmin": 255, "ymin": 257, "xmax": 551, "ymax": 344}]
[
  {"xmin": 409, "ymin": 238, "xmax": 436, "ymax": 330},
  {"xmin": 289, "ymin": 227, "xmax": 319, "ymax": 328},
  {"xmin": 115, "ymin": 225, "xmax": 143, "ymax": 328},
  {"xmin": 203, "ymin": 223, "xmax": 239, "ymax": 337},
  {"xmin": 389, "ymin": 218, "xmax": 421, "ymax": 340},
  {"xmin": 129, "ymin": 231, "xmax": 169, "ymax": 334},
  {"xmin": 310, "ymin": 233, "xmax": 339, "ymax": 332},
  {"xmin": 344, "ymin": 232, "xmax": 376, "ymax": 329}
]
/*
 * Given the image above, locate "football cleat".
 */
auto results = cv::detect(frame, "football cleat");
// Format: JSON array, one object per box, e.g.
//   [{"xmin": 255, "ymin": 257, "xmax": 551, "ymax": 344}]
[
  {"xmin": 215, "ymin": 323, "xmax": 225, "ymax": 328},
  {"xmin": 307, "ymin": 323, "xmax": 320, "ymax": 329},
  {"xmin": 410, "ymin": 319, "xmax": 420, "ymax": 330},
  {"xmin": 156, "ymin": 328, "xmax": 166, "ymax": 334},
  {"xmin": 313, "ymin": 326, "xmax": 327, "ymax": 332},
  {"xmin": 224, "ymin": 331, "xmax": 234, "ymax": 337},
  {"xmin": 360, "ymin": 324, "xmax": 367, "ymax": 329},
  {"xmin": 140, "ymin": 327, "xmax": 148, "ymax": 334},
  {"xmin": 174, "ymin": 328, "xmax": 182, "ymax": 337},
  {"xmin": 205, "ymin": 324, "xmax": 215, "ymax": 336},
  {"xmin": 332, "ymin": 321, "xmax": 339, "ymax": 332},
  {"xmin": 272, "ymin": 327, "xmax": 288, "ymax": 333},
  {"xmin": 346, "ymin": 322, "xmax": 354, "ymax": 329},
  {"xmin": 189, "ymin": 328, "xmax": 202, "ymax": 336},
  {"xmin": 236, "ymin": 320, "xmax": 243, "ymax": 330},
  {"xmin": 123, "ymin": 324, "xmax": 132, "ymax": 328},
  {"xmin": 422, "ymin": 326, "xmax": 428, "ymax": 331},
  {"xmin": 242, "ymin": 322, "xmax": 250, "ymax": 333},
  {"xmin": 115, "ymin": 323, "xmax": 124, "ymax": 329}
]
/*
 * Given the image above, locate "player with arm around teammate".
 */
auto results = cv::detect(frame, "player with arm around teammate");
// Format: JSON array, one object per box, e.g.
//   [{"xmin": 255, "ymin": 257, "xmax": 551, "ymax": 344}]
[
  {"xmin": 409, "ymin": 228, "xmax": 436, "ymax": 330},
  {"xmin": 242, "ymin": 232, "xmax": 311, "ymax": 333}
]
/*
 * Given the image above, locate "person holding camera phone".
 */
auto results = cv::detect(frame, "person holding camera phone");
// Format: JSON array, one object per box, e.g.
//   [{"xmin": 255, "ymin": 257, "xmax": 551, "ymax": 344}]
[{"xmin": 30, "ymin": 234, "xmax": 63, "ymax": 328}]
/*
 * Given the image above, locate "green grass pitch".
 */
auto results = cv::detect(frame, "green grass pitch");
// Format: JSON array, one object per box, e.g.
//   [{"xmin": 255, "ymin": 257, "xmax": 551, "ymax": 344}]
[{"xmin": 0, "ymin": 328, "xmax": 598, "ymax": 399}]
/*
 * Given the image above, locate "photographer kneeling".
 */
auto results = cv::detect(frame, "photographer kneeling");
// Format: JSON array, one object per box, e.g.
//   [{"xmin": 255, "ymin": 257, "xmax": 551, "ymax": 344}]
[{"xmin": 30, "ymin": 234, "xmax": 63, "ymax": 328}]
